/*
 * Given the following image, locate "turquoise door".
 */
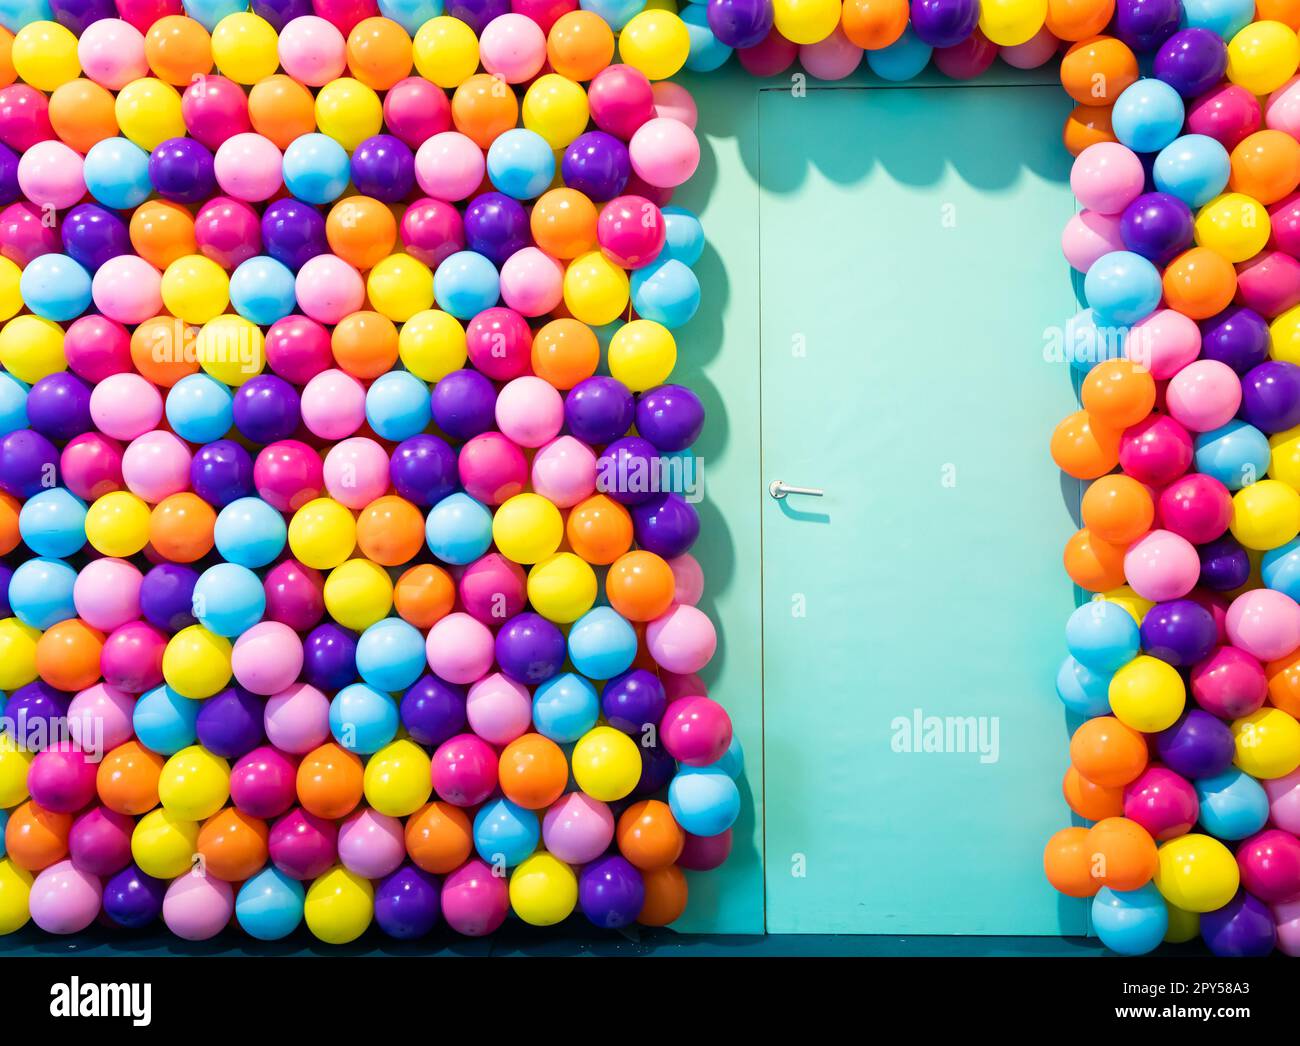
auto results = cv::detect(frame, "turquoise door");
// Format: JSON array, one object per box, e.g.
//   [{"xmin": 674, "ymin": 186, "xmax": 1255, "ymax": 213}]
[{"xmin": 759, "ymin": 84, "xmax": 1086, "ymax": 934}]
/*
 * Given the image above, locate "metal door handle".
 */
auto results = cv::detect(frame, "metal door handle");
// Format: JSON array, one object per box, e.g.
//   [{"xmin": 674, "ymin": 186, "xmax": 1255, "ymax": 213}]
[{"xmin": 769, "ymin": 480, "xmax": 824, "ymax": 500}]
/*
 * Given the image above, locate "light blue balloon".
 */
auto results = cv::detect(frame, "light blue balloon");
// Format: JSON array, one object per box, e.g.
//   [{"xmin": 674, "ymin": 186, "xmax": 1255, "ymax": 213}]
[
  {"xmin": 230, "ymin": 256, "xmax": 297, "ymax": 325},
  {"xmin": 681, "ymin": 4, "xmax": 732, "ymax": 73},
  {"xmin": 1154, "ymin": 134, "xmax": 1231, "ymax": 208},
  {"xmin": 713, "ymin": 734, "xmax": 745, "ymax": 779},
  {"xmin": 7, "ymin": 557, "xmax": 77, "ymax": 630},
  {"xmin": 20, "ymin": 254, "xmax": 91, "ymax": 322},
  {"xmin": 486, "ymin": 129, "xmax": 556, "ymax": 201},
  {"xmin": 282, "ymin": 134, "xmax": 352, "ymax": 205},
  {"xmin": 580, "ymin": 0, "xmax": 647, "ymax": 31},
  {"xmin": 0, "ymin": 0, "xmax": 51, "ymax": 32},
  {"xmin": 1056, "ymin": 655, "xmax": 1113, "ymax": 718},
  {"xmin": 1196, "ymin": 767, "xmax": 1271, "ymax": 839},
  {"xmin": 1064, "ymin": 308, "xmax": 1127, "ymax": 375},
  {"xmin": 631, "ymin": 259, "xmax": 701, "ymax": 329},
  {"xmin": 1092, "ymin": 885, "xmax": 1169, "ymax": 956},
  {"xmin": 134, "ymin": 685, "xmax": 201, "ymax": 756},
  {"xmin": 425, "ymin": 492, "xmax": 493, "ymax": 565},
  {"xmin": 669, "ymin": 765, "xmax": 741, "ymax": 836},
  {"xmin": 473, "ymin": 797, "xmax": 540, "ymax": 867},
  {"xmin": 182, "ymin": 0, "xmax": 248, "ymax": 31},
  {"xmin": 1113, "ymin": 79, "xmax": 1186, "ymax": 154},
  {"xmin": 18, "ymin": 488, "xmax": 87, "ymax": 559},
  {"xmin": 867, "ymin": 28, "xmax": 932, "ymax": 82},
  {"xmin": 236, "ymin": 867, "xmax": 305, "ymax": 941},
  {"xmin": 1262, "ymin": 538, "xmax": 1300, "ymax": 601},
  {"xmin": 366, "ymin": 370, "xmax": 432, "ymax": 441},
  {"xmin": 434, "ymin": 251, "xmax": 500, "ymax": 319},
  {"xmin": 356, "ymin": 618, "xmax": 426, "ymax": 693},
  {"xmin": 330, "ymin": 682, "xmax": 400, "ymax": 754},
  {"xmin": 214, "ymin": 496, "xmax": 287, "ymax": 568},
  {"xmin": 0, "ymin": 374, "xmax": 28, "ymax": 436},
  {"xmin": 1194, "ymin": 420, "xmax": 1271, "ymax": 490},
  {"xmin": 1085, "ymin": 250, "xmax": 1162, "ymax": 326},
  {"xmin": 533, "ymin": 672, "xmax": 600, "ymax": 742},
  {"xmin": 192, "ymin": 562, "xmax": 266, "ymax": 637},
  {"xmin": 1181, "ymin": 0, "xmax": 1255, "ymax": 39},
  {"xmin": 83, "ymin": 138, "xmax": 152, "ymax": 210},
  {"xmin": 166, "ymin": 373, "xmax": 235, "ymax": 444},
  {"xmin": 568, "ymin": 606, "xmax": 638, "ymax": 680},
  {"xmin": 660, "ymin": 205, "xmax": 704, "ymax": 266},
  {"xmin": 1066, "ymin": 600, "xmax": 1140, "ymax": 674},
  {"xmin": 377, "ymin": 0, "xmax": 444, "ymax": 34}
]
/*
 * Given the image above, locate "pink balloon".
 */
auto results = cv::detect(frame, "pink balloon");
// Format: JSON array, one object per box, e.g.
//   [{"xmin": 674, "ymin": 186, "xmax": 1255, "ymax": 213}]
[
  {"xmin": 1237, "ymin": 828, "xmax": 1300, "ymax": 903},
  {"xmin": 798, "ymin": 27, "xmax": 863, "ymax": 82},
  {"xmin": 495, "ymin": 376, "xmax": 564, "ymax": 448},
  {"xmin": 479, "ymin": 12, "xmax": 547, "ymax": 83},
  {"xmin": 89, "ymin": 373, "xmax": 163, "ymax": 441},
  {"xmin": 73, "ymin": 557, "xmax": 143, "ymax": 631},
  {"xmin": 122, "ymin": 430, "xmax": 193, "ymax": 503},
  {"xmin": 499, "ymin": 246, "xmax": 564, "ymax": 316},
  {"xmin": 629, "ymin": 117, "xmax": 700, "ymax": 189},
  {"xmin": 588, "ymin": 64, "xmax": 655, "ymax": 141},
  {"xmin": 465, "ymin": 672, "xmax": 532, "ymax": 745},
  {"xmin": 1268, "ymin": 76, "xmax": 1300, "ymax": 139},
  {"xmin": 530, "ymin": 435, "xmax": 597, "ymax": 507},
  {"xmin": 1164, "ymin": 359, "xmax": 1242, "ymax": 432},
  {"xmin": 264, "ymin": 682, "xmax": 331, "ymax": 754},
  {"xmin": 77, "ymin": 18, "xmax": 149, "ymax": 90},
  {"xmin": 322, "ymin": 436, "xmax": 390, "ymax": 508},
  {"xmin": 1001, "ymin": 26, "xmax": 1058, "ymax": 69},
  {"xmin": 337, "ymin": 808, "xmax": 406, "ymax": 878},
  {"xmin": 1126, "ymin": 309, "xmax": 1201, "ymax": 379},
  {"xmin": 458, "ymin": 432, "xmax": 528, "ymax": 504},
  {"xmin": 1070, "ymin": 142, "xmax": 1145, "ymax": 215},
  {"xmin": 541, "ymin": 792, "xmax": 615, "ymax": 864},
  {"xmin": 645, "ymin": 603, "xmax": 718, "ymax": 674},
  {"xmin": 1263, "ymin": 768, "xmax": 1300, "ymax": 834},
  {"xmin": 294, "ymin": 254, "xmax": 365, "ymax": 324},
  {"xmin": 1122, "ymin": 529, "xmax": 1200, "ymax": 602},
  {"xmin": 426, "ymin": 613, "xmax": 495, "ymax": 685},
  {"xmin": 301, "ymin": 368, "xmax": 367, "ymax": 440},
  {"xmin": 163, "ymin": 873, "xmax": 234, "ymax": 941},
  {"xmin": 1122, "ymin": 765, "xmax": 1198, "ymax": 840},
  {"xmin": 440, "ymin": 857, "xmax": 509, "ymax": 936},
  {"xmin": 29, "ymin": 861, "xmax": 102, "ymax": 935},
  {"xmin": 1236, "ymin": 250, "xmax": 1300, "ymax": 318},
  {"xmin": 1062, "ymin": 211, "xmax": 1126, "ymax": 273},
  {"xmin": 277, "ymin": 15, "xmax": 347, "ymax": 86},
  {"xmin": 667, "ymin": 553, "xmax": 704, "ymax": 606},
  {"xmin": 662, "ymin": 694, "xmax": 733, "ymax": 766},
  {"xmin": 91, "ymin": 255, "xmax": 163, "ymax": 324},
  {"xmin": 431, "ymin": 733, "xmax": 498, "ymax": 807},
  {"xmin": 651, "ymin": 81, "xmax": 698, "ymax": 128},
  {"xmin": 232, "ymin": 621, "xmax": 304, "ymax": 695},
  {"xmin": 214, "ymin": 133, "xmax": 284, "ymax": 202},
  {"xmin": 17, "ymin": 140, "xmax": 85, "ymax": 210},
  {"xmin": 1188, "ymin": 83, "xmax": 1261, "ymax": 149},
  {"xmin": 415, "ymin": 132, "xmax": 487, "ymax": 202},
  {"xmin": 1275, "ymin": 898, "xmax": 1300, "ymax": 955},
  {"xmin": 67, "ymin": 807, "xmax": 133, "ymax": 877},
  {"xmin": 66, "ymin": 683, "xmax": 136, "ymax": 752},
  {"xmin": 1227, "ymin": 588, "xmax": 1300, "ymax": 661},
  {"xmin": 1157, "ymin": 473, "xmax": 1233, "ymax": 545}
]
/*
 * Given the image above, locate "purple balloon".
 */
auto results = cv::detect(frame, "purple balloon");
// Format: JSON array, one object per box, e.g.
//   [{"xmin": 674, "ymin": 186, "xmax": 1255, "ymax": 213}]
[
  {"xmin": 251, "ymin": 0, "xmax": 313, "ymax": 30},
  {"xmin": 1154, "ymin": 28, "xmax": 1228, "ymax": 98},
  {"xmin": 1200, "ymin": 306, "xmax": 1270, "ymax": 374},
  {"xmin": 1198, "ymin": 533, "xmax": 1252, "ymax": 591},
  {"xmin": 5, "ymin": 681, "xmax": 72, "ymax": 747},
  {"xmin": 635, "ymin": 384, "xmax": 705, "ymax": 452},
  {"xmin": 597, "ymin": 435, "xmax": 659, "ymax": 506},
  {"xmin": 0, "ymin": 144, "xmax": 19, "ymax": 205},
  {"xmin": 375, "ymin": 865, "xmax": 441, "ymax": 938},
  {"xmin": 578, "ymin": 855, "xmax": 646, "ymax": 929},
  {"xmin": 197, "ymin": 686, "xmax": 266, "ymax": 759},
  {"xmin": 1241, "ymin": 360, "xmax": 1300, "ymax": 433},
  {"xmin": 0, "ymin": 562, "xmax": 12, "ymax": 617},
  {"xmin": 1200, "ymin": 891, "xmax": 1277, "ymax": 957},
  {"xmin": 706, "ymin": 0, "xmax": 774, "ymax": 50},
  {"xmin": 431, "ymin": 368, "xmax": 497, "ymax": 440},
  {"xmin": 908, "ymin": 0, "xmax": 980, "ymax": 48},
  {"xmin": 401, "ymin": 674, "xmax": 467, "ymax": 747},
  {"xmin": 0, "ymin": 429, "xmax": 60, "ymax": 498},
  {"xmin": 261, "ymin": 198, "xmax": 328, "ymax": 271},
  {"xmin": 1115, "ymin": 0, "xmax": 1181, "ymax": 52},
  {"xmin": 139, "ymin": 563, "xmax": 199, "ymax": 632},
  {"xmin": 562, "ymin": 132, "xmax": 631, "ymax": 202},
  {"xmin": 351, "ymin": 135, "xmax": 416, "ymax": 203},
  {"xmin": 566, "ymin": 376, "xmax": 635, "ymax": 446},
  {"xmin": 391, "ymin": 433, "xmax": 458, "ymax": 506},
  {"xmin": 26, "ymin": 373, "xmax": 92, "ymax": 442},
  {"xmin": 303, "ymin": 623, "xmax": 358, "ymax": 691},
  {"xmin": 463, "ymin": 192, "xmax": 530, "ymax": 266},
  {"xmin": 495, "ymin": 612, "xmax": 566, "ymax": 685},
  {"xmin": 61, "ymin": 203, "xmax": 130, "ymax": 270},
  {"xmin": 1155, "ymin": 709, "xmax": 1236, "ymax": 779},
  {"xmin": 49, "ymin": 0, "xmax": 115, "ymax": 33},
  {"xmin": 1140, "ymin": 599, "xmax": 1217, "ymax": 666},
  {"xmin": 190, "ymin": 439, "xmax": 255, "ymax": 506},
  {"xmin": 445, "ymin": 0, "xmax": 509, "ymax": 33},
  {"xmin": 102, "ymin": 864, "xmax": 167, "ymax": 929},
  {"xmin": 601, "ymin": 668, "xmax": 667, "ymax": 733},
  {"xmin": 632, "ymin": 492, "xmax": 700, "ymax": 557},
  {"xmin": 148, "ymin": 137, "xmax": 217, "ymax": 205},
  {"xmin": 233, "ymin": 374, "xmax": 302, "ymax": 444},
  {"xmin": 1119, "ymin": 192, "xmax": 1194, "ymax": 267},
  {"xmin": 634, "ymin": 739, "xmax": 677, "ymax": 796}
]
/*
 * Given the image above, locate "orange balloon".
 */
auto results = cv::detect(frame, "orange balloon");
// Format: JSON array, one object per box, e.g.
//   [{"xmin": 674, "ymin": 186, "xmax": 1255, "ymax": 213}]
[
  {"xmin": 248, "ymin": 74, "xmax": 316, "ymax": 150},
  {"xmin": 1063, "ymin": 764, "xmax": 1126, "ymax": 821},
  {"xmin": 4, "ymin": 801, "xmax": 71, "ymax": 872},
  {"xmin": 607, "ymin": 550, "xmax": 676, "ymax": 622},
  {"xmin": 346, "ymin": 17, "xmax": 413, "ymax": 90},
  {"xmin": 394, "ymin": 564, "xmax": 456, "ymax": 629},
  {"xmin": 451, "ymin": 73, "xmax": 520, "ymax": 150},
  {"xmin": 637, "ymin": 864, "xmax": 688, "ymax": 925},
  {"xmin": 1080, "ymin": 474, "xmax": 1154, "ymax": 545},
  {"xmin": 1064, "ymin": 527, "xmax": 1130, "ymax": 591},
  {"xmin": 325, "ymin": 196, "xmax": 398, "ymax": 271},
  {"xmin": 1063, "ymin": 103, "xmax": 1117, "ymax": 156},
  {"xmin": 405, "ymin": 801, "xmax": 473, "ymax": 873},
  {"xmin": 1080, "ymin": 358, "xmax": 1156, "ymax": 428},
  {"xmin": 1087, "ymin": 816, "xmax": 1158, "ymax": 891},
  {"xmin": 1050, "ymin": 409, "xmax": 1122, "ymax": 479},
  {"xmin": 566, "ymin": 494, "xmax": 634, "ymax": 565},
  {"xmin": 149, "ymin": 492, "xmax": 217, "ymax": 563},
  {"xmin": 131, "ymin": 313, "xmax": 200, "ymax": 387},
  {"xmin": 35, "ymin": 619, "xmax": 104, "ymax": 692},
  {"xmin": 145, "ymin": 15, "xmax": 213, "ymax": 86},
  {"xmin": 1046, "ymin": 0, "xmax": 1115, "ymax": 40},
  {"xmin": 1060, "ymin": 36, "xmax": 1138, "ymax": 105},
  {"xmin": 1265, "ymin": 649, "xmax": 1300, "ymax": 719},
  {"xmin": 547, "ymin": 11, "xmax": 615, "ymax": 81},
  {"xmin": 197, "ymin": 808, "xmax": 269, "ymax": 881},
  {"xmin": 130, "ymin": 200, "xmax": 198, "ymax": 271},
  {"xmin": 356, "ymin": 495, "xmax": 425, "ymax": 566},
  {"xmin": 0, "ymin": 492, "xmax": 19, "ymax": 555},
  {"xmin": 532, "ymin": 318, "xmax": 600, "ymax": 389},
  {"xmin": 1070, "ymin": 716, "xmax": 1149, "ymax": 788},
  {"xmin": 331, "ymin": 310, "xmax": 399, "ymax": 378},
  {"xmin": 48, "ymin": 79, "xmax": 118, "ymax": 153},
  {"xmin": 617, "ymin": 800, "xmax": 685, "ymax": 871},
  {"xmin": 96, "ymin": 741, "xmax": 165, "ymax": 816},
  {"xmin": 1229, "ymin": 129, "xmax": 1300, "ymax": 205},
  {"xmin": 296, "ymin": 743, "xmax": 364, "ymax": 820},
  {"xmin": 1043, "ymin": 826, "xmax": 1100, "ymax": 897},
  {"xmin": 840, "ymin": 0, "xmax": 909, "ymax": 49},
  {"xmin": 1258, "ymin": 0, "xmax": 1300, "ymax": 28},
  {"xmin": 498, "ymin": 734, "xmax": 568, "ymax": 810},
  {"xmin": 0, "ymin": 27, "xmax": 14, "ymax": 88},
  {"xmin": 1163, "ymin": 246, "xmax": 1237, "ymax": 320},
  {"xmin": 531, "ymin": 188, "xmax": 598, "ymax": 260}
]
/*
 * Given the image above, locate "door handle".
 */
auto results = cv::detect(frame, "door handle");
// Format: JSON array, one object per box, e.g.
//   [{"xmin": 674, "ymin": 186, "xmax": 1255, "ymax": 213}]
[{"xmin": 769, "ymin": 480, "xmax": 824, "ymax": 500}]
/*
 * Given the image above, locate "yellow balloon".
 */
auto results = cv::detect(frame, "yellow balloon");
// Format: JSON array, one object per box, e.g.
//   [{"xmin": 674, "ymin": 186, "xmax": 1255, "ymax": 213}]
[
  {"xmin": 509, "ymin": 852, "xmax": 578, "ymax": 926},
  {"xmin": 771, "ymin": 0, "xmax": 842, "ymax": 45},
  {"xmin": 85, "ymin": 490, "xmax": 151, "ymax": 557},
  {"xmin": 196, "ymin": 314, "xmax": 266, "ymax": 386},
  {"xmin": 289, "ymin": 498, "xmax": 358, "ymax": 570},
  {"xmin": 0, "ymin": 858, "xmax": 33, "ymax": 935},
  {"xmin": 131, "ymin": 808, "xmax": 200, "ymax": 880},
  {"xmin": 493, "ymin": 493, "xmax": 564, "ymax": 564},
  {"xmin": 12, "ymin": 20, "xmax": 79, "ymax": 91},
  {"xmin": 158, "ymin": 745, "xmax": 231, "ymax": 821},
  {"xmin": 0, "ymin": 735, "xmax": 34, "ymax": 809},
  {"xmin": 1108, "ymin": 655, "xmax": 1186, "ymax": 733},
  {"xmin": 1227, "ymin": 20, "xmax": 1300, "ymax": 96},
  {"xmin": 115, "ymin": 77, "xmax": 185, "ymax": 151},
  {"xmin": 1102, "ymin": 586, "xmax": 1154, "ymax": 625},
  {"xmin": 609, "ymin": 319, "xmax": 677, "ymax": 391},
  {"xmin": 363, "ymin": 738, "xmax": 433, "ymax": 817},
  {"xmin": 0, "ymin": 256, "xmax": 21, "ymax": 321},
  {"xmin": 1164, "ymin": 903, "xmax": 1200, "ymax": 944},
  {"xmin": 210, "ymin": 12, "xmax": 280, "ymax": 85},
  {"xmin": 162, "ymin": 254, "xmax": 230, "ymax": 324},
  {"xmin": 1194, "ymin": 193, "xmax": 1270, "ymax": 264},
  {"xmin": 324, "ymin": 559, "xmax": 394, "ymax": 630},
  {"xmin": 412, "ymin": 16, "xmax": 479, "ymax": 89},
  {"xmin": 1272, "ymin": 304, "xmax": 1300, "ymax": 365},
  {"xmin": 978, "ymin": 0, "xmax": 1048, "ymax": 46},
  {"xmin": 618, "ymin": 11, "xmax": 691, "ymax": 81},
  {"xmin": 1154, "ymin": 834, "xmax": 1240, "ymax": 913},
  {"xmin": 571, "ymin": 725, "xmax": 641, "ymax": 801},
  {"xmin": 368, "ymin": 253, "xmax": 434, "ymax": 322},
  {"xmin": 522, "ymin": 73, "xmax": 590, "ymax": 149},
  {"xmin": 1271, "ymin": 426, "xmax": 1300, "ymax": 488},
  {"xmin": 398, "ymin": 309, "xmax": 467, "ymax": 381},
  {"xmin": 304, "ymin": 865, "xmax": 374, "ymax": 944},
  {"xmin": 563, "ymin": 250, "xmax": 629, "ymax": 326},
  {"xmin": 162, "ymin": 624, "xmax": 233, "ymax": 699},
  {"xmin": 0, "ymin": 315, "xmax": 65, "ymax": 384},
  {"xmin": 1230, "ymin": 478, "xmax": 1300, "ymax": 550},
  {"xmin": 1232, "ymin": 706, "xmax": 1300, "ymax": 779},
  {"xmin": 0, "ymin": 618, "xmax": 40, "ymax": 692},
  {"xmin": 528, "ymin": 553, "xmax": 598, "ymax": 624},
  {"xmin": 315, "ymin": 77, "xmax": 384, "ymax": 151}
]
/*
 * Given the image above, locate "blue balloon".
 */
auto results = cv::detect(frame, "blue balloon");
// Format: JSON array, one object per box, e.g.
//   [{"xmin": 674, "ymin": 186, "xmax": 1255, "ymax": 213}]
[
  {"xmin": 19, "ymin": 254, "xmax": 91, "ymax": 321},
  {"xmin": 660, "ymin": 206, "xmax": 704, "ymax": 266},
  {"xmin": 473, "ymin": 797, "xmax": 540, "ymax": 867},
  {"xmin": 330, "ymin": 682, "xmax": 400, "ymax": 754},
  {"xmin": 669, "ymin": 765, "xmax": 741, "ymax": 836},
  {"xmin": 1153, "ymin": 134, "xmax": 1231, "ymax": 207},
  {"xmin": 83, "ymin": 138, "xmax": 152, "ymax": 210},
  {"xmin": 579, "ymin": 0, "xmax": 646, "ymax": 30},
  {"xmin": 0, "ymin": 0, "xmax": 51, "ymax": 32},
  {"xmin": 1180, "ymin": 0, "xmax": 1255, "ymax": 39},
  {"xmin": 356, "ymin": 618, "xmax": 426, "ymax": 693},
  {"xmin": 568, "ymin": 606, "xmax": 638, "ymax": 680},
  {"xmin": 7, "ymin": 557, "xmax": 77, "ymax": 630},
  {"xmin": 1092, "ymin": 885, "xmax": 1169, "ymax": 956},
  {"xmin": 236, "ymin": 867, "xmax": 305, "ymax": 941},
  {"xmin": 425, "ymin": 492, "xmax": 494, "ymax": 565},
  {"xmin": 0, "ymin": 373, "xmax": 28, "ymax": 437},
  {"xmin": 1066, "ymin": 600, "xmax": 1140, "ymax": 673},
  {"xmin": 682, "ymin": 4, "xmax": 733, "ymax": 72},
  {"xmin": 866, "ymin": 27, "xmax": 932, "ymax": 82},
  {"xmin": 282, "ymin": 133, "xmax": 352, "ymax": 205},
  {"xmin": 1193, "ymin": 420, "xmax": 1271, "ymax": 490},
  {"xmin": 434, "ymin": 251, "xmax": 500, "ymax": 319},
  {"xmin": 214, "ymin": 496, "xmax": 287, "ymax": 568},
  {"xmin": 229, "ymin": 256, "xmax": 297, "ymax": 325},
  {"xmin": 1262, "ymin": 538, "xmax": 1300, "ymax": 600},
  {"xmin": 1113, "ymin": 79, "xmax": 1186, "ymax": 154},
  {"xmin": 1195, "ymin": 767, "xmax": 1271, "ymax": 839},
  {"xmin": 192, "ymin": 562, "xmax": 266, "ymax": 637},
  {"xmin": 166, "ymin": 373, "xmax": 235, "ymax": 444},
  {"xmin": 182, "ymin": 0, "xmax": 248, "ymax": 30},
  {"xmin": 377, "ymin": 0, "xmax": 443, "ymax": 33},
  {"xmin": 1064, "ymin": 308, "xmax": 1127, "ymax": 375},
  {"xmin": 532, "ymin": 672, "xmax": 600, "ymax": 742},
  {"xmin": 366, "ymin": 370, "xmax": 432, "ymax": 441},
  {"xmin": 713, "ymin": 735, "xmax": 745, "ymax": 779},
  {"xmin": 631, "ymin": 259, "xmax": 701, "ymax": 329},
  {"xmin": 1085, "ymin": 251, "xmax": 1162, "ymax": 326},
  {"xmin": 486, "ymin": 129, "xmax": 556, "ymax": 200},
  {"xmin": 17, "ymin": 488, "xmax": 86, "ymax": 559},
  {"xmin": 134, "ymin": 685, "xmax": 201, "ymax": 755},
  {"xmin": 1056, "ymin": 655, "xmax": 1114, "ymax": 718}
]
